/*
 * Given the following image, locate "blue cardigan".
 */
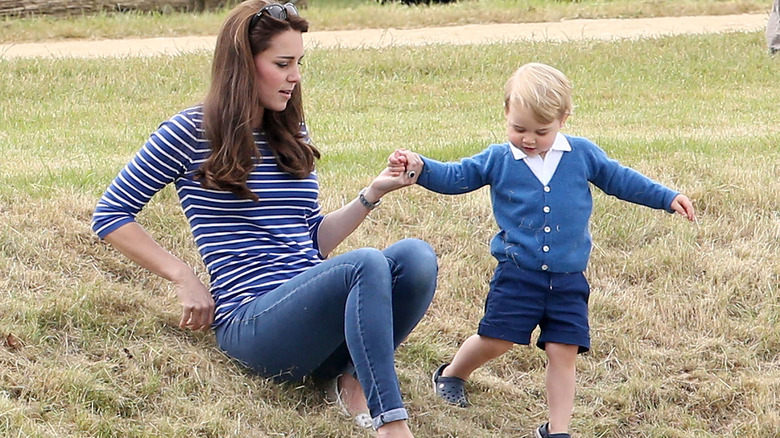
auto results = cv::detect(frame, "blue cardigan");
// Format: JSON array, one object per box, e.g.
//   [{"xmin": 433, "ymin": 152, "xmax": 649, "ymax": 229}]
[{"xmin": 417, "ymin": 135, "xmax": 679, "ymax": 273}]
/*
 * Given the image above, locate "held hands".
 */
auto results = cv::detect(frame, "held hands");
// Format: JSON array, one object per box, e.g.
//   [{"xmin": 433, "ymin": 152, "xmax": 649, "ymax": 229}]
[
  {"xmin": 670, "ymin": 194, "xmax": 696, "ymax": 222},
  {"xmin": 174, "ymin": 271, "xmax": 215, "ymax": 331},
  {"xmin": 390, "ymin": 149, "xmax": 423, "ymax": 180},
  {"xmin": 366, "ymin": 149, "xmax": 424, "ymax": 199}
]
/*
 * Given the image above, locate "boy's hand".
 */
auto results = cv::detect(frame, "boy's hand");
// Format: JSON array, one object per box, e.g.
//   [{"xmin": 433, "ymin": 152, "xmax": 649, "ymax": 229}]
[
  {"xmin": 670, "ymin": 194, "xmax": 696, "ymax": 221},
  {"xmin": 386, "ymin": 149, "xmax": 407, "ymax": 177},
  {"xmin": 391, "ymin": 149, "xmax": 423, "ymax": 181},
  {"xmin": 370, "ymin": 149, "xmax": 424, "ymax": 197},
  {"xmin": 387, "ymin": 149, "xmax": 406, "ymax": 176}
]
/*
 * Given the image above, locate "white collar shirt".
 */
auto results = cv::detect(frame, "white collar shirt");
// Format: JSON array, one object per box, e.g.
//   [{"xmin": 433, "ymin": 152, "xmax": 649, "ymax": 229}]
[{"xmin": 509, "ymin": 132, "xmax": 572, "ymax": 186}]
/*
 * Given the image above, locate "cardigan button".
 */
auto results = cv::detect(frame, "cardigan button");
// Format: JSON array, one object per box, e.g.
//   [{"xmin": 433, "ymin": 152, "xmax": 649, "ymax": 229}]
[
  {"xmin": 541, "ymin": 264, "xmax": 549, "ymax": 271},
  {"xmin": 544, "ymin": 186, "xmax": 551, "ymax": 192},
  {"xmin": 543, "ymin": 206, "xmax": 551, "ymax": 213},
  {"xmin": 543, "ymin": 245, "xmax": 550, "ymax": 252},
  {"xmin": 544, "ymin": 226, "xmax": 551, "ymax": 233}
]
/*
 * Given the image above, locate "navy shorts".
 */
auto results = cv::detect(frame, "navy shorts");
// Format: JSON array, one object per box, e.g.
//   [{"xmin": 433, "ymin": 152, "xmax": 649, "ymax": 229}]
[{"xmin": 478, "ymin": 260, "xmax": 591, "ymax": 353}]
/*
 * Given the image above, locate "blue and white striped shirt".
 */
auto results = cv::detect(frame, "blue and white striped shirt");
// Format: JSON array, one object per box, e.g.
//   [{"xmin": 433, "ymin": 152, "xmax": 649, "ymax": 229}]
[{"xmin": 92, "ymin": 106, "xmax": 324, "ymax": 326}]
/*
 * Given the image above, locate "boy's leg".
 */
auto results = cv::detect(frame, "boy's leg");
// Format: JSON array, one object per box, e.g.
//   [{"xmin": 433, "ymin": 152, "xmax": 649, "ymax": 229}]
[
  {"xmin": 448, "ymin": 261, "xmax": 543, "ymax": 379},
  {"xmin": 545, "ymin": 342, "xmax": 578, "ymax": 434},
  {"xmin": 433, "ymin": 261, "xmax": 542, "ymax": 406},
  {"xmin": 433, "ymin": 334, "xmax": 513, "ymax": 407},
  {"xmin": 443, "ymin": 334, "xmax": 514, "ymax": 380}
]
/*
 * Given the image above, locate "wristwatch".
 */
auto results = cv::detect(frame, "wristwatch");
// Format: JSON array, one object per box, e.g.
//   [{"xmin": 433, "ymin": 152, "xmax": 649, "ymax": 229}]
[{"xmin": 358, "ymin": 187, "xmax": 382, "ymax": 210}]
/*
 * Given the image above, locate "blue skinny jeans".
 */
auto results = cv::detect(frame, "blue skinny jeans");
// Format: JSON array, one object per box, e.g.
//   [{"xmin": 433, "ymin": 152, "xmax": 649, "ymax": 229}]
[{"xmin": 215, "ymin": 238, "xmax": 438, "ymax": 429}]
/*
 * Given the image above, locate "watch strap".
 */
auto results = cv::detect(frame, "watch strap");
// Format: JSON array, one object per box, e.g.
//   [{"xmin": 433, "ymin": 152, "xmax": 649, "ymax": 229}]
[{"xmin": 358, "ymin": 187, "xmax": 382, "ymax": 210}]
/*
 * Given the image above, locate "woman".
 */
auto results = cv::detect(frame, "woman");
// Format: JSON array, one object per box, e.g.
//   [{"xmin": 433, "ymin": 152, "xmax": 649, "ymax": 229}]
[{"xmin": 91, "ymin": 2, "xmax": 436, "ymax": 436}]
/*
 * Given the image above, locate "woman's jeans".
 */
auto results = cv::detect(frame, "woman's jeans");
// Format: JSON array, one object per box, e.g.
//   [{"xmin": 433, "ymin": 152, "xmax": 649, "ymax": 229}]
[{"xmin": 215, "ymin": 238, "xmax": 438, "ymax": 429}]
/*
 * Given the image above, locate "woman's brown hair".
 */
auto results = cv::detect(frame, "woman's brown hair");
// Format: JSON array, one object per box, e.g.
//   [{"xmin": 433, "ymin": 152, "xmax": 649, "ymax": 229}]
[{"xmin": 199, "ymin": 0, "xmax": 319, "ymax": 201}]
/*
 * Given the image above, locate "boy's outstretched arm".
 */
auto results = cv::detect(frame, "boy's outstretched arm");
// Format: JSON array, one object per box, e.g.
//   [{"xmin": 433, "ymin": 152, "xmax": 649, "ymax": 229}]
[
  {"xmin": 391, "ymin": 147, "xmax": 491, "ymax": 194},
  {"xmin": 670, "ymin": 194, "xmax": 696, "ymax": 221}
]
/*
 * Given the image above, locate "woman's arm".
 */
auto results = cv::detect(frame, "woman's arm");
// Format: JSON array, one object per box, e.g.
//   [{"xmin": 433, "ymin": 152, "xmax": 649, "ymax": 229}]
[
  {"xmin": 316, "ymin": 155, "xmax": 413, "ymax": 257},
  {"xmin": 315, "ymin": 189, "xmax": 376, "ymax": 258},
  {"xmin": 103, "ymin": 222, "xmax": 215, "ymax": 331},
  {"xmin": 93, "ymin": 112, "xmax": 213, "ymax": 330}
]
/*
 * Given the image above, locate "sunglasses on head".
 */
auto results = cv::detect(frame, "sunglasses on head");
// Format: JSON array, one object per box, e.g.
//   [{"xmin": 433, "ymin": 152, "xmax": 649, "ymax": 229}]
[{"xmin": 249, "ymin": 2, "xmax": 299, "ymax": 30}]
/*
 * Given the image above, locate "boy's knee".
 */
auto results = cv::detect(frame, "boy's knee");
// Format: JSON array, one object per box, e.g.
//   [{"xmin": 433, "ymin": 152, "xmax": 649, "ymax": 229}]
[
  {"xmin": 477, "ymin": 334, "xmax": 514, "ymax": 355},
  {"xmin": 545, "ymin": 343, "xmax": 579, "ymax": 362}
]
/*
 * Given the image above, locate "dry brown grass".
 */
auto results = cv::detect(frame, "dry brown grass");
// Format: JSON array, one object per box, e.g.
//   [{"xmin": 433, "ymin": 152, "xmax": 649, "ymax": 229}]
[{"xmin": 1, "ymin": 15, "xmax": 779, "ymax": 438}]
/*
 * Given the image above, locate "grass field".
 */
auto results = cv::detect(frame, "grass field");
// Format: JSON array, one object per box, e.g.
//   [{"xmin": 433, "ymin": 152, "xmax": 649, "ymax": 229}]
[
  {"xmin": 0, "ymin": 0, "xmax": 772, "ymax": 43},
  {"xmin": 1, "ymin": 1, "xmax": 779, "ymax": 437}
]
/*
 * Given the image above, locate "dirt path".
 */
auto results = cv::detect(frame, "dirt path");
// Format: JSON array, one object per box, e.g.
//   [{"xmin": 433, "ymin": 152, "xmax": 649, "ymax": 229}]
[{"xmin": 0, "ymin": 13, "xmax": 767, "ymax": 59}]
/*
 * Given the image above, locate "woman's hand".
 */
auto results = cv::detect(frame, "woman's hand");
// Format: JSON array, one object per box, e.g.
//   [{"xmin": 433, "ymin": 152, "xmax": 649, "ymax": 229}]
[
  {"xmin": 174, "ymin": 271, "xmax": 215, "ymax": 331},
  {"xmin": 103, "ymin": 222, "xmax": 215, "ymax": 332},
  {"xmin": 390, "ymin": 149, "xmax": 423, "ymax": 179},
  {"xmin": 367, "ymin": 149, "xmax": 424, "ymax": 198},
  {"xmin": 316, "ymin": 149, "xmax": 425, "ymax": 255}
]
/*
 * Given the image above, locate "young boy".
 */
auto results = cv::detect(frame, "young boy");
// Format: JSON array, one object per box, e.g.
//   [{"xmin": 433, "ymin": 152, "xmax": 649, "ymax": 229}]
[{"xmin": 391, "ymin": 63, "xmax": 696, "ymax": 438}]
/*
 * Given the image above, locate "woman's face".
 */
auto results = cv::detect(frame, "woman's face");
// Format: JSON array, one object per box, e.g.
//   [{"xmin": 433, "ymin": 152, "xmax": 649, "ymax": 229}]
[{"xmin": 253, "ymin": 29, "xmax": 304, "ymax": 113}]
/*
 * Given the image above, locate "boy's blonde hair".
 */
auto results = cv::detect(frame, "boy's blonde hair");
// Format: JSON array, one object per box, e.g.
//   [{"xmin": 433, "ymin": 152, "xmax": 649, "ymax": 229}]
[{"xmin": 504, "ymin": 63, "xmax": 573, "ymax": 124}]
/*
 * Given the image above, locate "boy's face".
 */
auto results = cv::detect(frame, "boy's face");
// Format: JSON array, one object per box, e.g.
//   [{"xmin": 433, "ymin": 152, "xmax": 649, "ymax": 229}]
[{"xmin": 505, "ymin": 105, "xmax": 567, "ymax": 158}]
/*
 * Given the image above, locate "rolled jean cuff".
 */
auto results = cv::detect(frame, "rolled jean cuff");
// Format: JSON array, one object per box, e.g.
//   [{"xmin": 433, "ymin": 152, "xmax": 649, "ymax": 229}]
[{"xmin": 372, "ymin": 407, "xmax": 408, "ymax": 430}]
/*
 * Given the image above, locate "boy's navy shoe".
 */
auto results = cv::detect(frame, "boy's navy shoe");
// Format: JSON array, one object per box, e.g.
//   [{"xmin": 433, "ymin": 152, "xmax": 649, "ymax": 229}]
[
  {"xmin": 535, "ymin": 423, "xmax": 571, "ymax": 438},
  {"xmin": 431, "ymin": 363, "xmax": 470, "ymax": 407}
]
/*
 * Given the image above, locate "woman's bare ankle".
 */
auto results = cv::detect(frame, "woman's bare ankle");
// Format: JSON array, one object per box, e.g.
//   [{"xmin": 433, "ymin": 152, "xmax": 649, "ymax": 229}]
[
  {"xmin": 376, "ymin": 419, "xmax": 413, "ymax": 438},
  {"xmin": 337, "ymin": 374, "xmax": 369, "ymax": 415}
]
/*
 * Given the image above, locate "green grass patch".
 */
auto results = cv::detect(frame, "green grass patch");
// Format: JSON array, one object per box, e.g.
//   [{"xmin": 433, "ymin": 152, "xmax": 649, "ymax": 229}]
[{"xmin": 0, "ymin": 0, "xmax": 770, "ymax": 43}]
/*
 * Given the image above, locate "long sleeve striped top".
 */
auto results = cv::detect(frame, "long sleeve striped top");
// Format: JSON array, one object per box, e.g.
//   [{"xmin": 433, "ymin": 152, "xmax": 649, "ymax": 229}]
[{"xmin": 92, "ymin": 106, "xmax": 325, "ymax": 326}]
